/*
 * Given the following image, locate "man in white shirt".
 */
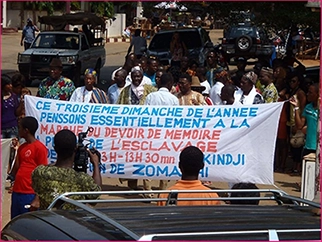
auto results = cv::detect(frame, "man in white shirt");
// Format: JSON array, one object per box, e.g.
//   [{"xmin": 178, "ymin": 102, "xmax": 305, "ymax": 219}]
[
  {"xmin": 107, "ymin": 69, "xmax": 130, "ymax": 104},
  {"xmin": 143, "ymin": 73, "xmax": 178, "ymax": 196},
  {"xmin": 220, "ymin": 84, "xmax": 240, "ymax": 105},
  {"xmin": 209, "ymin": 81, "xmax": 224, "ymax": 105},
  {"xmin": 196, "ymin": 66, "xmax": 211, "ymax": 97},
  {"xmin": 209, "ymin": 70, "xmax": 232, "ymax": 105},
  {"xmin": 145, "ymin": 73, "xmax": 179, "ymax": 106}
]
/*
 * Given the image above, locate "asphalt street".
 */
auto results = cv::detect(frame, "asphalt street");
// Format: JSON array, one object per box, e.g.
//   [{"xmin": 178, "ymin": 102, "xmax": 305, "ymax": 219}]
[{"xmin": 1, "ymin": 29, "xmax": 317, "ymax": 228}]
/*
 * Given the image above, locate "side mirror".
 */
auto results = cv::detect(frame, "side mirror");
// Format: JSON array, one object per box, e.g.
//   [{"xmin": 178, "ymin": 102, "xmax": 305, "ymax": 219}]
[{"xmin": 81, "ymin": 45, "xmax": 89, "ymax": 51}]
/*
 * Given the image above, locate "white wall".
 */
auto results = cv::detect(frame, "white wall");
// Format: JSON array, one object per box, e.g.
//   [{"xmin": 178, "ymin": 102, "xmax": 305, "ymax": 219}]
[
  {"xmin": 106, "ymin": 13, "xmax": 126, "ymax": 38},
  {"xmin": 6, "ymin": 10, "xmax": 58, "ymax": 29},
  {"xmin": 2, "ymin": 1, "xmax": 7, "ymax": 28},
  {"xmin": 6, "ymin": 10, "xmax": 126, "ymax": 38}
]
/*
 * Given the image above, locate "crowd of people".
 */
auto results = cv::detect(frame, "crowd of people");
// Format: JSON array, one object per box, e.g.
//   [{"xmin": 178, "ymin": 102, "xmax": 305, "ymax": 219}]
[{"xmin": 1, "ymin": 29, "xmax": 319, "ymax": 218}]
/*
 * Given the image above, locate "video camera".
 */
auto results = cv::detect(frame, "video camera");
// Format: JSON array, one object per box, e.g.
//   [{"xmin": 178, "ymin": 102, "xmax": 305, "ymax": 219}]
[{"xmin": 74, "ymin": 127, "xmax": 101, "ymax": 173}]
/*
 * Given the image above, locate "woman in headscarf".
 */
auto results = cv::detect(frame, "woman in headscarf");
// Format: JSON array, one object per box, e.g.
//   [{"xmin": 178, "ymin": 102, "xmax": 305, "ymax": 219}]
[
  {"xmin": 117, "ymin": 66, "xmax": 156, "ymax": 105},
  {"xmin": 69, "ymin": 68, "xmax": 108, "ymax": 103},
  {"xmin": 237, "ymin": 71, "xmax": 264, "ymax": 105}
]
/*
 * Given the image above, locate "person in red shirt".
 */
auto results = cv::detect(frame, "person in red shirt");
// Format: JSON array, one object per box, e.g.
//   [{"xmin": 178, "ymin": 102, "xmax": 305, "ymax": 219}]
[{"xmin": 10, "ymin": 116, "xmax": 48, "ymax": 219}]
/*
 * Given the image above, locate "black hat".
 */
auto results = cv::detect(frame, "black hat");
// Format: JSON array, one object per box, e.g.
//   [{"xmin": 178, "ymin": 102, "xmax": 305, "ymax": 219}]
[
  {"xmin": 1, "ymin": 74, "xmax": 12, "ymax": 87},
  {"xmin": 49, "ymin": 58, "xmax": 63, "ymax": 68}
]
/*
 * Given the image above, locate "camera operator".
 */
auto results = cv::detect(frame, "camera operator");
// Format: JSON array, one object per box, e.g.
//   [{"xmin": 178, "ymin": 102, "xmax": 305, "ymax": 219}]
[{"xmin": 31, "ymin": 129, "xmax": 102, "ymax": 210}]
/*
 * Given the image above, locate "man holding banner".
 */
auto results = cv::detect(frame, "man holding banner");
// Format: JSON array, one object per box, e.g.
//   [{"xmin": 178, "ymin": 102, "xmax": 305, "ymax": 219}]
[
  {"xmin": 144, "ymin": 73, "xmax": 179, "ymax": 194},
  {"xmin": 117, "ymin": 66, "xmax": 157, "ymax": 191}
]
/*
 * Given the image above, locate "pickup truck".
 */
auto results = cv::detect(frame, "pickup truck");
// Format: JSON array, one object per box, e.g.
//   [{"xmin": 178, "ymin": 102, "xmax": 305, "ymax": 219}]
[{"xmin": 17, "ymin": 31, "xmax": 106, "ymax": 86}]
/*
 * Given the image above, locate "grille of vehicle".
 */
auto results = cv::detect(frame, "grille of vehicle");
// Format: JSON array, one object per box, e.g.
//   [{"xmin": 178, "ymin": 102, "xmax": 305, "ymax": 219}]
[
  {"xmin": 30, "ymin": 55, "xmax": 53, "ymax": 64},
  {"xmin": 29, "ymin": 55, "xmax": 53, "ymax": 77}
]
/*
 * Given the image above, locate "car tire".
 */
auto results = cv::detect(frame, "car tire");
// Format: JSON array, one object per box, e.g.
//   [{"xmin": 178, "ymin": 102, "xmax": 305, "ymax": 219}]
[{"xmin": 236, "ymin": 35, "xmax": 252, "ymax": 52}]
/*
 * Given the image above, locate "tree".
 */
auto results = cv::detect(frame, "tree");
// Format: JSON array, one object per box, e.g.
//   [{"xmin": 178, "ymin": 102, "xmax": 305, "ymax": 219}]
[
  {"xmin": 22, "ymin": 1, "xmax": 54, "ymax": 29},
  {"xmin": 90, "ymin": 2, "xmax": 114, "ymax": 18}
]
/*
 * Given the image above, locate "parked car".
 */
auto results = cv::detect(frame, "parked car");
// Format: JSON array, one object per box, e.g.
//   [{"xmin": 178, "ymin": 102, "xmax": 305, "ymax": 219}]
[
  {"xmin": 17, "ymin": 12, "xmax": 106, "ymax": 86},
  {"xmin": 304, "ymin": 65, "xmax": 320, "ymax": 84},
  {"xmin": 146, "ymin": 27, "xmax": 214, "ymax": 66},
  {"xmin": 222, "ymin": 22, "xmax": 275, "ymax": 64},
  {"xmin": 1, "ymin": 189, "xmax": 320, "ymax": 241}
]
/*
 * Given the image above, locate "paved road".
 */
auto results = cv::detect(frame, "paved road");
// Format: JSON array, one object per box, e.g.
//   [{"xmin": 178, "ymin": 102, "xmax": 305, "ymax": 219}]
[{"xmin": 1, "ymin": 29, "xmax": 312, "ymax": 228}]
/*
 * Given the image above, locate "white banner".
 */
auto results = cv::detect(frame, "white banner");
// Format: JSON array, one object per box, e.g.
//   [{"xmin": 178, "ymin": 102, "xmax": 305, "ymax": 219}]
[{"xmin": 25, "ymin": 96, "xmax": 283, "ymax": 185}]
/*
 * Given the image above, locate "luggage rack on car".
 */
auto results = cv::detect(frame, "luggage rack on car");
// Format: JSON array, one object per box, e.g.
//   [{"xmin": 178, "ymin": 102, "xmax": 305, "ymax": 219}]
[
  {"xmin": 47, "ymin": 189, "xmax": 321, "ymax": 209},
  {"xmin": 42, "ymin": 190, "xmax": 320, "ymax": 241}
]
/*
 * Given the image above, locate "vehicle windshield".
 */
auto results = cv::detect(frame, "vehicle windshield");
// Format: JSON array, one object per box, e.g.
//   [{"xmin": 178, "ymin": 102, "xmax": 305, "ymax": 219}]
[
  {"xmin": 149, "ymin": 31, "xmax": 202, "ymax": 51},
  {"xmin": 32, "ymin": 33, "xmax": 80, "ymax": 49},
  {"xmin": 227, "ymin": 27, "xmax": 256, "ymax": 38}
]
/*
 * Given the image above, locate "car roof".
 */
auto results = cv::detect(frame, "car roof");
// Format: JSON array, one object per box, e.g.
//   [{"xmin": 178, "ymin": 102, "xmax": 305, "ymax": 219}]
[
  {"xmin": 38, "ymin": 31, "xmax": 81, "ymax": 35},
  {"xmin": 101, "ymin": 205, "xmax": 320, "ymax": 237},
  {"xmin": 2, "ymin": 190, "xmax": 320, "ymax": 241},
  {"xmin": 5, "ymin": 203, "xmax": 320, "ymax": 241},
  {"xmin": 158, "ymin": 27, "xmax": 202, "ymax": 33}
]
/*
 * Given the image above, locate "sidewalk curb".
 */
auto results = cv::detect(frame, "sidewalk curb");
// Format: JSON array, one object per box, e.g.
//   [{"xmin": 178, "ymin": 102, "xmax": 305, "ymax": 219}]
[
  {"xmin": 106, "ymin": 37, "xmax": 130, "ymax": 43},
  {"xmin": 1, "ymin": 27, "xmax": 19, "ymax": 34}
]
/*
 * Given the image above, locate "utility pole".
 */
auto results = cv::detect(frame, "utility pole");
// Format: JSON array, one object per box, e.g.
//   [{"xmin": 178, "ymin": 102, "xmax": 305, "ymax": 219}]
[
  {"xmin": 1, "ymin": 1, "xmax": 7, "ymax": 28},
  {"xmin": 65, "ymin": 2, "xmax": 70, "ymax": 30},
  {"xmin": 137, "ymin": 1, "xmax": 143, "ymax": 18}
]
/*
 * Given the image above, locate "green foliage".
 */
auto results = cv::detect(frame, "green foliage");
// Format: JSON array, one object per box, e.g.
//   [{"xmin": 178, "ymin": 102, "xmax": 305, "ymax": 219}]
[
  {"xmin": 90, "ymin": 2, "xmax": 114, "ymax": 18},
  {"xmin": 53, "ymin": 2, "xmax": 66, "ymax": 12},
  {"xmin": 70, "ymin": 2, "xmax": 81, "ymax": 11},
  {"xmin": 24, "ymin": 1, "xmax": 54, "ymax": 15}
]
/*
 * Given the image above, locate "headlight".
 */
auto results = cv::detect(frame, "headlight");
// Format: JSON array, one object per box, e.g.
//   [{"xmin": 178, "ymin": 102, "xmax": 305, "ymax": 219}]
[
  {"xmin": 59, "ymin": 56, "xmax": 78, "ymax": 65},
  {"xmin": 18, "ymin": 54, "xmax": 31, "ymax": 63}
]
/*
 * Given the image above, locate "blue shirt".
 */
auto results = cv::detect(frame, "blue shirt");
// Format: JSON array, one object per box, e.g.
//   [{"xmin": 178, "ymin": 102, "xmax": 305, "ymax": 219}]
[
  {"xmin": 144, "ymin": 73, "xmax": 156, "ymax": 87},
  {"xmin": 205, "ymin": 66, "xmax": 224, "ymax": 87},
  {"xmin": 107, "ymin": 81, "xmax": 131, "ymax": 104},
  {"xmin": 302, "ymin": 103, "xmax": 318, "ymax": 150},
  {"xmin": 22, "ymin": 25, "xmax": 37, "ymax": 44}
]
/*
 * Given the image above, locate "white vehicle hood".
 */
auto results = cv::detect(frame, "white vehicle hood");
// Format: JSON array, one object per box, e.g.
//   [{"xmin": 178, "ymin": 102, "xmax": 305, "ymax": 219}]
[{"xmin": 21, "ymin": 48, "xmax": 78, "ymax": 56}]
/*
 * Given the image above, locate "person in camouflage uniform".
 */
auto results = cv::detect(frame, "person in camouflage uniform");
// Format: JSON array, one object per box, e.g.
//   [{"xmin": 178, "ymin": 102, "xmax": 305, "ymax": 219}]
[{"xmin": 31, "ymin": 129, "xmax": 102, "ymax": 210}]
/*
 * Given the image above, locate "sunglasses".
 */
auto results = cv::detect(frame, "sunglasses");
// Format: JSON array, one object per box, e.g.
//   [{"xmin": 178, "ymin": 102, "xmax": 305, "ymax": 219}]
[
  {"xmin": 289, "ymin": 80, "xmax": 297, "ymax": 84},
  {"xmin": 262, "ymin": 67, "xmax": 272, "ymax": 71}
]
